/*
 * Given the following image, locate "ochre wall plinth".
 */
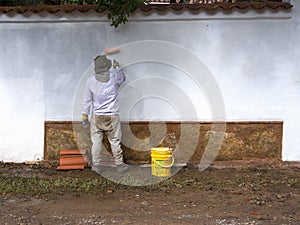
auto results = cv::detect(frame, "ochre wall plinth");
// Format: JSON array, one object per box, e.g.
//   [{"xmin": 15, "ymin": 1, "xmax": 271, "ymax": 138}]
[{"xmin": 44, "ymin": 121, "xmax": 282, "ymax": 164}]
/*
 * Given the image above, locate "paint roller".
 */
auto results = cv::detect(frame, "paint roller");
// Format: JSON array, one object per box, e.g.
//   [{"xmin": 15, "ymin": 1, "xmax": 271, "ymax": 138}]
[{"xmin": 104, "ymin": 47, "xmax": 120, "ymax": 55}]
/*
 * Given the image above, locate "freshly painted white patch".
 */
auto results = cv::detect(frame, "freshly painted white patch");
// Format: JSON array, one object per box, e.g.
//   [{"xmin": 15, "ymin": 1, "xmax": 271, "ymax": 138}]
[{"xmin": 0, "ymin": 77, "xmax": 44, "ymax": 162}]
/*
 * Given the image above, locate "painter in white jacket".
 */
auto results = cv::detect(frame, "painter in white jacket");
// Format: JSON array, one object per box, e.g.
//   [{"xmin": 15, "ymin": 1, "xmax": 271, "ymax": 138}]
[{"xmin": 82, "ymin": 55, "xmax": 128, "ymax": 173}]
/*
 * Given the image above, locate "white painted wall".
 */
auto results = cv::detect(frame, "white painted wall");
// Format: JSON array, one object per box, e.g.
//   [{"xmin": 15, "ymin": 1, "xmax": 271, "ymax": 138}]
[{"xmin": 0, "ymin": 3, "xmax": 299, "ymax": 162}]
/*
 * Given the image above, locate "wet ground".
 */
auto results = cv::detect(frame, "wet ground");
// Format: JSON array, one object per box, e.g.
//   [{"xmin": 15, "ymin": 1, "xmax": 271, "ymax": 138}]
[{"xmin": 1, "ymin": 159, "xmax": 300, "ymax": 225}]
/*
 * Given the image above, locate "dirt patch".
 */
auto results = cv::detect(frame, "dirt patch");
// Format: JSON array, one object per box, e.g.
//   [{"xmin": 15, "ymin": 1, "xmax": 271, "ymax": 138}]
[{"xmin": 1, "ymin": 159, "xmax": 300, "ymax": 225}]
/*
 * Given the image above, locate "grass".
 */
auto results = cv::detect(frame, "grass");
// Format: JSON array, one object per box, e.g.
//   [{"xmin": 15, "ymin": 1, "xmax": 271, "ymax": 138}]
[
  {"xmin": 0, "ymin": 174, "xmax": 118, "ymax": 197},
  {"xmin": 0, "ymin": 162, "xmax": 299, "ymax": 198}
]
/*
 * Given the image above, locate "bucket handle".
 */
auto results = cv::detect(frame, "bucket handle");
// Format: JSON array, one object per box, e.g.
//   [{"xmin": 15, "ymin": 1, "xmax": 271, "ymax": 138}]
[{"xmin": 153, "ymin": 156, "xmax": 174, "ymax": 168}]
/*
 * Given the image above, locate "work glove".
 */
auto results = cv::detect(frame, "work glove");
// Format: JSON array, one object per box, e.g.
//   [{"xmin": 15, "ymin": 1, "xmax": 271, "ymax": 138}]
[
  {"xmin": 113, "ymin": 59, "xmax": 120, "ymax": 69},
  {"xmin": 82, "ymin": 114, "xmax": 89, "ymax": 128}
]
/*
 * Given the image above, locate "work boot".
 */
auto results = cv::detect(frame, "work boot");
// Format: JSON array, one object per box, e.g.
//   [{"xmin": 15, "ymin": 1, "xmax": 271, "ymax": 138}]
[
  {"xmin": 91, "ymin": 165, "xmax": 104, "ymax": 173},
  {"xmin": 116, "ymin": 164, "xmax": 129, "ymax": 173}
]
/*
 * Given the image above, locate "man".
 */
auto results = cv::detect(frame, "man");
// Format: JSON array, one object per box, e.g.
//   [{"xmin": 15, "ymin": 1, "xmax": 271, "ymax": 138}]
[{"xmin": 82, "ymin": 55, "xmax": 128, "ymax": 173}]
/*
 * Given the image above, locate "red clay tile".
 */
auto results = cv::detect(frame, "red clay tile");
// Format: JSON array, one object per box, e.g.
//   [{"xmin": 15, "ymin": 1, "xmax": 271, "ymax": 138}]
[
  {"xmin": 60, "ymin": 149, "xmax": 87, "ymax": 155},
  {"xmin": 59, "ymin": 155, "xmax": 88, "ymax": 166},
  {"xmin": 57, "ymin": 164, "xmax": 85, "ymax": 170}
]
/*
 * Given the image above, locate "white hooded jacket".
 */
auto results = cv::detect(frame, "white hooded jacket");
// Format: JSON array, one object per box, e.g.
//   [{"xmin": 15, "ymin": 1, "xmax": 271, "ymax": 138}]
[{"xmin": 82, "ymin": 68, "xmax": 125, "ymax": 115}]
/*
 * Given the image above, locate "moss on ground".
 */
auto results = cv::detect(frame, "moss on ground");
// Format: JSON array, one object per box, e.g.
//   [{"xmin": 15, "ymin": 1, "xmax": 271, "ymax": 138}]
[{"xmin": 0, "ymin": 161, "xmax": 299, "ymax": 198}]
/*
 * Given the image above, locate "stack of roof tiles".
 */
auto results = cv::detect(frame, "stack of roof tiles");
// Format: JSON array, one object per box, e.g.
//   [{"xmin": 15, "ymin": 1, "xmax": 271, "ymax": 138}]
[
  {"xmin": 0, "ymin": 2, "xmax": 293, "ymax": 14},
  {"xmin": 57, "ymin": 149, "xmax": 88, "ymax": 170}
]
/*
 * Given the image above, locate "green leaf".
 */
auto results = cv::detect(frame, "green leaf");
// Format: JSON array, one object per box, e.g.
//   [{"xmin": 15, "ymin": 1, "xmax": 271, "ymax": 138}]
[{"xmin": 98, "ymin": 0, "xmax": 149, "ymax": 28}]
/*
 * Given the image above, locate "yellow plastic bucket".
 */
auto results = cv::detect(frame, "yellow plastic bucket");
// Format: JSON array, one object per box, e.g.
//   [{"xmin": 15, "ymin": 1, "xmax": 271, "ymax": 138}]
[{"xmin": 151, "ymin": 147, "xmax": 174, "ymax": 177}]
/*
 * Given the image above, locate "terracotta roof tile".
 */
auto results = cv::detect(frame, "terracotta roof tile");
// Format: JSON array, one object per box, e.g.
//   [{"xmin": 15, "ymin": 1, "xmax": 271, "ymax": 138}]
[
  {"xmin": 0, "ymin": 2, "xmax": 293, "ymax": 15},
  {"xmin": 140, "ymin": 2, "xmax": 293, "ymax": 13},
  {"xmin": 0, "ymin": 4, "xmax": 98, "ymax": 14}
]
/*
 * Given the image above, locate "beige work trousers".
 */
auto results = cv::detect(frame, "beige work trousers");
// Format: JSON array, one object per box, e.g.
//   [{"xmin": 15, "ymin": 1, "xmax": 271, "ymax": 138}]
[{"xmin": 90, "ymin": 114, "xmax": 124, "ymax": 166}]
